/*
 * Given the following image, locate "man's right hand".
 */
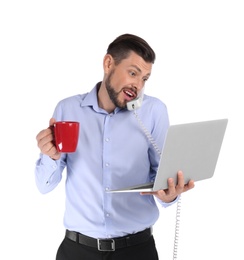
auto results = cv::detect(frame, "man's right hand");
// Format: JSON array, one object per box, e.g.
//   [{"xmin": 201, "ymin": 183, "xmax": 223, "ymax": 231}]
[{"xmin": 36, "ymin": 118, "xmax": 61, "ymax": 160}]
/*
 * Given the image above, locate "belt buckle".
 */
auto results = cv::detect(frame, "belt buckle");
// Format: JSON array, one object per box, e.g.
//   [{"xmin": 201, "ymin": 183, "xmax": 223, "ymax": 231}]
[{"xmin": 97, "ymin": 238, "xmax": 115, "ymax": 251}]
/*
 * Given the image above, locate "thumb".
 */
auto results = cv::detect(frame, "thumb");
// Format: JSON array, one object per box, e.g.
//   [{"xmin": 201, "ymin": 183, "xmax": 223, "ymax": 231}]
[{"xmin": 49, "ymin": 117, "xmax": 56, "ymax": 127}]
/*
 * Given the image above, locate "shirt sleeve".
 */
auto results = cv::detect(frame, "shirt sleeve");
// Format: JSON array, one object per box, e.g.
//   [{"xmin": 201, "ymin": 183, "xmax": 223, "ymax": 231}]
[
  {"xmin": 156, "ymin": 195, "xmax": 181, "ymax": 208},
  {"xmin": 35, "ymin": 153, "xmax": 66, "ymax": 194}
]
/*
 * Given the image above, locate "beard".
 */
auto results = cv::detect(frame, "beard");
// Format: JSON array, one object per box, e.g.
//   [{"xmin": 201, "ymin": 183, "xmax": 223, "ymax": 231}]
[{"xmin": 105, "ymin": 70, "xmax": 127, "ymax": 109}]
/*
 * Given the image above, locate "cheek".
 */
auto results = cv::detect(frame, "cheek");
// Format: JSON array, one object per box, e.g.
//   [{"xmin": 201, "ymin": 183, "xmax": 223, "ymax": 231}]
[
  {"xmin": 116, "ymin": 74, "xmax": 130, "ymax": 87},
  {"xmin": 110, "ymin": 67, "xmax": 130, "ymax": 90},
  {"xmin": 111, "ymin": 74, "xmax": 125, "ymax": 89}
]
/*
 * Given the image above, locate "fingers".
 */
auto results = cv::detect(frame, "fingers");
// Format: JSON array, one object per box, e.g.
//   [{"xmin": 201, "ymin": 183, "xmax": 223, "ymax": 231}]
[
  {"xmin": 36, "ymin": 118, "xmax": 59, "ymax": 158},
  {"xmin": 36, "ymin": 128, "xmax": 54, "ymax": 151},
  {"xmin": 141, "ymin": 171, "xmax": 195, "ymax": 203},
  {"xmin": 176, "ymin": 171, "xmax": 195, "ymax": 192},
  {"xmin": 167, "ymin": 171, "xmax": 184, "ymax": 193},
  {"xmin": 166, "ymin": 177, "xmax": 176, "ymax": 195},
  {"xmin": 49, "ymin": 117, "xmax": 56, "ymax": 127},
  {"xmin": 184, "ymin": 179, "xmax": 195, "ymax": 191},
  {"xmin": 175, "ymin": 171, "xmax": 185, "ymax": 191}
]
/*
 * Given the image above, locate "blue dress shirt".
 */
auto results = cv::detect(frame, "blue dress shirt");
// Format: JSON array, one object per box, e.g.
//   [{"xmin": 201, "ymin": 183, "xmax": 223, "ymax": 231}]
[{"xmin": 35, "ymin": 82, "xmax": 177, "ymax": 239}]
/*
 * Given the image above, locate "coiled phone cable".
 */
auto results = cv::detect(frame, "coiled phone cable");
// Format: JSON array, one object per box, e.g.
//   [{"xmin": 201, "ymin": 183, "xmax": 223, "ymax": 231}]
[
  {"xmin": 133, "ymin": 110, "xmax": 162, "ymax": 156},
  {"xmin": 133, "ymin": 110, "xmax": 181, "ymax": 260},
  {"xmin": 173, "ymin": 195, "xmax": 181, "ymax": 260}
]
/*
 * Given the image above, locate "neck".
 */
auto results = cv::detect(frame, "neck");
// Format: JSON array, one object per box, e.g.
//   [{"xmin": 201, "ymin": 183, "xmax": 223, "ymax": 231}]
[{"xmin": 97, "ymin": 81, "xmax": 115, "ymax": 113}]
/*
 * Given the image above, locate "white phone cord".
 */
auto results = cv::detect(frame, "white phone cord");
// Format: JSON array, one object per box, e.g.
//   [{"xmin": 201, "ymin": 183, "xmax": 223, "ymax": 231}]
[
  {"xmin": 133, "ymin": 111, "xmax": 162, "ymax": 155},
  {"xmin": 173, "ymin": 196, "xmax": 181, "ymax": 260},
  {"xmin": 133, "ymin": 110, "xmax": 181, "ymax": 260}
]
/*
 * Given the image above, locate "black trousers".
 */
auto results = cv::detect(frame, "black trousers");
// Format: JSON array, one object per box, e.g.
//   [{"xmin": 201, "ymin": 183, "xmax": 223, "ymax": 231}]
[{"xmin": 56, "ymin": 235, "xmax": 159, "ymax": 260}]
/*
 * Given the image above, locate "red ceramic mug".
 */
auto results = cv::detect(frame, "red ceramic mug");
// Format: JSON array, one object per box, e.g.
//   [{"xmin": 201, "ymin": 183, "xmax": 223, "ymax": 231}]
[{"xmin": 54, "ymin": 121, "xmax": 79, "ymax": 153}]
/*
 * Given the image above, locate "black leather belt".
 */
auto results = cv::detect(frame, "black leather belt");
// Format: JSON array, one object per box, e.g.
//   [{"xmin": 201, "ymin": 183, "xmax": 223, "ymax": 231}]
[{"xmin": 65, "ymin": 228, "xmax": 152, "ymax": 251}]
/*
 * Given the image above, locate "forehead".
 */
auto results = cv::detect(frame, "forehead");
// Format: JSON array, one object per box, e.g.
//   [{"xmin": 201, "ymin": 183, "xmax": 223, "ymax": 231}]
[{"xmin": 118, "ymin": 51, "xmax": 152, "ymax": 74}]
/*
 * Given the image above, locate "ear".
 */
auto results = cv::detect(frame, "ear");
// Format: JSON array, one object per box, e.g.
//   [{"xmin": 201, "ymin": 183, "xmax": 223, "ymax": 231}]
[{"xmin": 103, "ymin": 54, "xmax": 114, "ymax": 73}]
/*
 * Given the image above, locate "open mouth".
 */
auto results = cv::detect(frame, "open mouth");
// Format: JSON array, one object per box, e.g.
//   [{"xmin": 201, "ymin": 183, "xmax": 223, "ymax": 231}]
[{"xmin": 123, "ymin": 89, "xmax": 136, "ymax": 101}]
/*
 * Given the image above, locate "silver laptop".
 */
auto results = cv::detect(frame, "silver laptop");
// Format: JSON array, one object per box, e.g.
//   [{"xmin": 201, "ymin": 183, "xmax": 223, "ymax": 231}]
[{"xmin": 108, "ymin": 118, "xmax": 228, "ymax": 193}]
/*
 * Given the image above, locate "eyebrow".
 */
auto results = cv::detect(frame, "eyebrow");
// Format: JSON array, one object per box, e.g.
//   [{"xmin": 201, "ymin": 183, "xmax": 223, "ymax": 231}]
[{"xmin": 130, "ymin": 65, "xmax": 151, "ymax": 77}]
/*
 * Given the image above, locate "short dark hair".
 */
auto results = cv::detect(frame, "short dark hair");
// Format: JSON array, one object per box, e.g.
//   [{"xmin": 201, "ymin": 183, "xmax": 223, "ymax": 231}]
[{"xmin": 107, "ymin": 34, "xmax": 156, "ymax": 65}]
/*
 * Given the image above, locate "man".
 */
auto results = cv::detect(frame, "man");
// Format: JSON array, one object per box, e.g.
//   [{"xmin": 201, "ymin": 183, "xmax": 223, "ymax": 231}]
[{"xmin": 35, "ymin": 33, "xmax": 194, "ymax": 260}]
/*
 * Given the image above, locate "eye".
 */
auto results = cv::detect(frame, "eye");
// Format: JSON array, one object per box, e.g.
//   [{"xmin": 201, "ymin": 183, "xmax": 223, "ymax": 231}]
[
  {"xmin": 143, "ymin": 77, "xmax": 149, "ymax": 82},
  {"xmin": 129, "ymin": 71, "xmax": 136, "ymax": 77}
]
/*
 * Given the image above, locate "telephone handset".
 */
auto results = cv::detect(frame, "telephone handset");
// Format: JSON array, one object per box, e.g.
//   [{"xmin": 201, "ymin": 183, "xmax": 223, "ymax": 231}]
[{"xmin": 126, "ymin": 90, "xmax": 144, "ymax": 110}]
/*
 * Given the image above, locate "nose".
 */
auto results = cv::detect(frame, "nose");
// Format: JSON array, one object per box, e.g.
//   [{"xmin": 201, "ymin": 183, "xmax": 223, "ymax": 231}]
[{"xmin": 132, "ymin": 79, "xmax": 144, "ymax": 93}]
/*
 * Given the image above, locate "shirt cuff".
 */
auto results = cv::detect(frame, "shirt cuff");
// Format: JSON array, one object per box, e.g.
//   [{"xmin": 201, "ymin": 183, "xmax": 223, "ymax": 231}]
[{"xmin": 157, "ymin": 195, "xmax": 180, "ymax": 208}]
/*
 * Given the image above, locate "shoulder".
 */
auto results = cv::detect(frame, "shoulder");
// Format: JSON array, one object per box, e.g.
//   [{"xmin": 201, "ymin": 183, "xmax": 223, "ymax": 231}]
[
  {"xmin": 53, "ymin": 93, "xmax": 89, "ymax": 120},
  {"xmin": 139, "ymin": 94, "xmax": 169, "ymax": 126},
  {"xmin": 56, "ymin": 93, "xmax": 88, "ymax": 107},
  {"xmin": 59, "ymin": 93, "xmax": 88, "ymax": 103},
  {"xmin": 142, "ymin": 94, "xmax": 168, "ymax": 112}
]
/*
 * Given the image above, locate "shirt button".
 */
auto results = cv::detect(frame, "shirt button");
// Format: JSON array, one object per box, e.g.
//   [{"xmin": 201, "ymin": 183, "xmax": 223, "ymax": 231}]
[
  {"xmin": 105, "ymin": 138, "xmax": 110, "ymax": 142},
  {"xmin": 105, "ymin": 187, "xmax": 110, "ymax": 191},
  {"xmin": 106, "ymin": 213, "xmax": 110, "ymax": 217},
  {"xmin": 105, "ymin": 163, "xmax": 109, "ymax": 167}
]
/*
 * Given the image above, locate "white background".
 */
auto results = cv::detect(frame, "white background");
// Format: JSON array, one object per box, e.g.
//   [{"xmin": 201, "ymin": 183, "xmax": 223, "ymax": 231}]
[{"xmin": 0, "ymin": 0, "xmax": 243, "ymax": 259}]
